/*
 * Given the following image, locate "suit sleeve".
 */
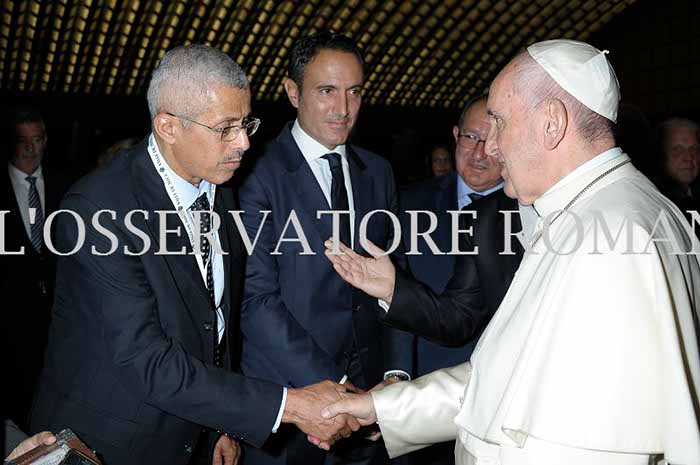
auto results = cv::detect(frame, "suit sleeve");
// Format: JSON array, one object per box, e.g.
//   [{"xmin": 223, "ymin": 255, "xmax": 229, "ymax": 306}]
[
  {"xmin": 372, "ymin": 362, "xmax": 471, "ymax": 457},
  {"xmin": 58, "ymin": 194, "xmax": 283, "ymax": 448},
  {"xmin": 378, "ymin": 212, "xmax": 490, "ymax": 347},
  {"xmin": 238, "ymin": 171, "xmax": 346, "ymax": 387}
]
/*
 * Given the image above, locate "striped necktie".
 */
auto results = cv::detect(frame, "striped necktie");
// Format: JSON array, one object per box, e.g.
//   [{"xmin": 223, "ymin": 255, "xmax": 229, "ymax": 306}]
[
  {"xmin": 26, "ymin": 175, "xmax": 44, "ymax": 252},
  {"xmin": 190, "ymin": 193, "xmax": 225, "ymax": 368}
]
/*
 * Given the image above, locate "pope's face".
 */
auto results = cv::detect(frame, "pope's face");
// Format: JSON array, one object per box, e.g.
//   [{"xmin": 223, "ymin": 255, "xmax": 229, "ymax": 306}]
[
  {"xmin": 287, "ymin": 49, "xmax": 363, "ymax": 150},
  {"xmin": 171, "ymin": 85, "xmax": 251, "ymax": 185},
  {"xmin": 452, "ymin": 99, "xmax": 502, "ymax": 192},
  {"xmin": 664, "ymin": 125, "xmax": 700, "ymax": 189},
  {"xmin": 485, "ymin": 69, "xmax": 542, "ymax": 205}
]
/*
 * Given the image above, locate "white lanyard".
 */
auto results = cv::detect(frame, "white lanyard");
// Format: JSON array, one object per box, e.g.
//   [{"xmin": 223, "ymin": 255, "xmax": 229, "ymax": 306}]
[{"xmin": 147, "ymin": 134, "xmax": 215, "ymax": 284}]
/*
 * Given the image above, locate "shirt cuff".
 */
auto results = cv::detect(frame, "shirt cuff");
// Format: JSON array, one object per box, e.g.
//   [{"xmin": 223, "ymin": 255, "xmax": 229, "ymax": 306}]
[
  {"xmin": 383, "ymin": 370, "xmax": 411, "ymax": 381},
  {"xmin": 272, "ymin": 387, "xmax": 287, "ymax": 433},
  {"xmin": 377, "ymin": 299, "xmax": 390, "ymax": 312},
  {"xmin": 339, "ymin": 374, "xmax": 348, "ymax": 384}
]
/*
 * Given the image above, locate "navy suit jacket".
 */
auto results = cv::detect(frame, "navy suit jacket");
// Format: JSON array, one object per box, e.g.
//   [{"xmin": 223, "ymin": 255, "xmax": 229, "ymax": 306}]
[
  {"xmin": 29, "ymin": 141, "xmax": 282, "ymax": 465},
  {"xmin": 238, "ymin": 124, "xmax": 411, "ymax": 394},
  {"xmin": 396, "ymin": 173, "xmax": 523, "ymax": 375}
]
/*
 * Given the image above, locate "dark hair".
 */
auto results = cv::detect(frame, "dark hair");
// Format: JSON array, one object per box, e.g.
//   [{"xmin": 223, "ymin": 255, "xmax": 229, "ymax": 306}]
[
  {"xmin": 457, "ymin": 94, "xmax": 488, "ymax": 129},
  {"xmin": 12, "ymin": 105, "xmax": 44, "ymax": 127},
  {"xmin": 288, "ymin": 30, "xmax": 364, "ymax": 88}
]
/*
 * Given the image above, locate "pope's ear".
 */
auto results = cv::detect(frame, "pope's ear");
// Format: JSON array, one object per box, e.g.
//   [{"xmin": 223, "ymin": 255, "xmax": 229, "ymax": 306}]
[
  {"xmin": 284, "ymin": 78, "xmax": 300, "ymax": 109},
  {"xmin": 542, "ymin": 98, "xmax": 567, "ymax": 150},
  {"xmin": 153, "ymin": 113, "xmax": 177, "ymax": 144}
]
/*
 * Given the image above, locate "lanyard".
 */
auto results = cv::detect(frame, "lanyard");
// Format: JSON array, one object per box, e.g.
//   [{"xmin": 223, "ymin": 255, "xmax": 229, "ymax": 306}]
[{"xmin": 147, "ymin": 134, "xmax": 215, "ymax": 284}]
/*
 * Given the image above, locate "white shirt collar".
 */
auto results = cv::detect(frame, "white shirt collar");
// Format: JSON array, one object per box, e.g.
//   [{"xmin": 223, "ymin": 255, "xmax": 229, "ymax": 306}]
[
  {"xmin": 291, "ymin": 119, "xmax": 347, "ymax": 162},
  {"xmin": 150, "ymin": 135, "xmax": 213, "ymax": 210},
  {"xmin": 8, "ymin": 161, "xmax": 43, "ymax": 184},
  {"xmin": 534, "ymin": 147, "xmax": 625, "ymax": 219}
]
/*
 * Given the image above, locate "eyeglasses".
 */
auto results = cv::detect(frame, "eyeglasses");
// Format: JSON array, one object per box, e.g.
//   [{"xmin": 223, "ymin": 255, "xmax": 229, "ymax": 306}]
[
  {"xmin": 671, "ymin": 144, "xmax": 700, "ymax": 157},
  {"xmin": 166, "ymin": 113, "xmax": 260, "ymax": 141},
  {"xmin": 457, "ymin": 133, "xmax": 486, "ymax": 150}
]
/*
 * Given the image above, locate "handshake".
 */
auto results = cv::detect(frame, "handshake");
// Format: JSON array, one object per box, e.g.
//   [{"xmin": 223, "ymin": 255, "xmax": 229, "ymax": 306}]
[{"xmin": 282, "ymin": 378, "xmax": 398, "ymax": 450}]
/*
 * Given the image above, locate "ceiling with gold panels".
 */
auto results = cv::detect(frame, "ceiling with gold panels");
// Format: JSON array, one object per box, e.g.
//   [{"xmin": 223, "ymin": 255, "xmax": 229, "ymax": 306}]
[{"xmin": 1, "ymin": 0, "xmax": 636, "ymax": 109}]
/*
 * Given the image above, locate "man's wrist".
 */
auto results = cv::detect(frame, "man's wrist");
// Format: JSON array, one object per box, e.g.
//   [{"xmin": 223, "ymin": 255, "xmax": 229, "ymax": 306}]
[{"xmin": 281, "ymin": 387, "xmax": 302, "ymax": 425}]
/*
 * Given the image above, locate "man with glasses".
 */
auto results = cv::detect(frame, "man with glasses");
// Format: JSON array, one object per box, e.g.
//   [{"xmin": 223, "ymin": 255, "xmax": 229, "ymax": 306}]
[
  {"xmin": 30, "ymin": 44, "xmax": 359, "ymax": 465},
  {"xmin": 395, "ymin": 96, "xmax": 526, "ymax": 465},
  {"xmin": 238, "ymin": 31, "xmax": 411, "ymax": 465}
]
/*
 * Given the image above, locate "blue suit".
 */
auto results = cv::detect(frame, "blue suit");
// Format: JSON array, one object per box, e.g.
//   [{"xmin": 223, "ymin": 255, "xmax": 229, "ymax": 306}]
[{"xmin": 238, "ymin": 124, "xmax": 409, "ymax": 465}]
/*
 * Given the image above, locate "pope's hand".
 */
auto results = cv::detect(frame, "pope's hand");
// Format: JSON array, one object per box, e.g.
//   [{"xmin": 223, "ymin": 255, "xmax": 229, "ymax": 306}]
[
  {"xmin": 322, "ymin": 392, "xmax": 377, "ymax": 430},
  {"xmin": 324, "ymin": 239, "xmax": 396, "ymax": 305}
]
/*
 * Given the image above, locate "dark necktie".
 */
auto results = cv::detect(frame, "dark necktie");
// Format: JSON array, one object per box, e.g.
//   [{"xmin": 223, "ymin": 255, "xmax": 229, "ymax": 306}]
[
  {"xmin": 323, "ymin": 152, "xmax": 351, "ymax": 247},
  {"xmin": 468, "ymin": 192, "xmax": 484, "ymax": 202},
  {"xmin": 26, "ymin": 175, "xmax": 44, "ymax": 252},
  {"xmin": 190, "ymin": 193, "xmax": 224, "ymax": 368}
]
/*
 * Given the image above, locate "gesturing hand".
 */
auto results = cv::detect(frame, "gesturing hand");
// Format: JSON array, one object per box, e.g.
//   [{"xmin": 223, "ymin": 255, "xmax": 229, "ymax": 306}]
[
  {"xmin": 282, "ymin": 380, "xmax": 361, "ymax": 450},
  {"xmin": 324, "ymin": 239, "xmax": 396, "ymax": 305}
]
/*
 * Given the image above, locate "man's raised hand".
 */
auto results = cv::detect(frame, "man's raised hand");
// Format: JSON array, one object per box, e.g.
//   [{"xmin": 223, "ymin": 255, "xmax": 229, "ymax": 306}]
[{"xmin": 324, "ymin": 239, "xmax": 396, "ymax": 305}]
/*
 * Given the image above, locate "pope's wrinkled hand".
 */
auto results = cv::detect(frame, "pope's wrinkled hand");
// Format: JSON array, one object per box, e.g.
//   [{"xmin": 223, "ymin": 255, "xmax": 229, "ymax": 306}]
[
  {"xmin": 324, "ymin": 239, "xmax": 396, "ymax": 304},
  {"xmin": 283, "ymin": 380, "xmax": 361, "ymax": 450}
]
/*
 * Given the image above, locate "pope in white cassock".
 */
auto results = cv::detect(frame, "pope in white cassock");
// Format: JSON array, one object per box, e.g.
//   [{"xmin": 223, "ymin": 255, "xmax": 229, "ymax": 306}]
[{"xmin": 318, "ymin": 39, "xmax": 700, "ymax": 465}]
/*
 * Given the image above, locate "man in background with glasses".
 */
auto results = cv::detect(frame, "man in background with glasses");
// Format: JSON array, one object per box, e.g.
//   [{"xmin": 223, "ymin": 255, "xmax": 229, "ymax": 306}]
[
  {"xmin": 395, "ymin": 96, "xmax": 528, "ymax": 465},
  {"xmin": 30, "ymin": 44, "xmax": 359, "ymax": 465}
]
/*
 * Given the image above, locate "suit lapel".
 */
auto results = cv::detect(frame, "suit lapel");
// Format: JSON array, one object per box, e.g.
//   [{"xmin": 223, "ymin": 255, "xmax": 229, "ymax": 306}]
[
  {"xmin": 346, "ymin": 146, "xmax": 371, "ymax": 251},
  {"xmin": 435, "ymin": 173, "xmax": 458, "ymax": 252},
  {"xmin": 278, "ymin": 126, "xmax": 334, "ymax": 243},
  {"xmin": 129, "ymin": 142, "xmax": 211, "ymax": 319}
]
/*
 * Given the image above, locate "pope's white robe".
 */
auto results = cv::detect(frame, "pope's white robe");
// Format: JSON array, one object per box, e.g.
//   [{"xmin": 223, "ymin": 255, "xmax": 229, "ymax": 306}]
[{"xmin": 373, "ymin": 149, "xmax": 700, "ymax": 465}]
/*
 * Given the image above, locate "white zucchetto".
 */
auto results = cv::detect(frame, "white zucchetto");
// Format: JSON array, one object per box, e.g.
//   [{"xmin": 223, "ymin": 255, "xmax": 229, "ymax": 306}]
[{"xmin": 527, "ymin": 39, "xmax": 620, "ymax": 122}]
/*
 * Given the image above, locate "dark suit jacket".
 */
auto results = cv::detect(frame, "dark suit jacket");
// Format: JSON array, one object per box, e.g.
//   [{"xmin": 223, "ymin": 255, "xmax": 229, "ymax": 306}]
[
  {"xmin": 0, "ymin": 164, "xmax": 71, "ymax": 428},
  {"xmin": 29, "ymin": 141, "xmax": 282, "ymax": 465},
  {"xmin": 387, "ymin": 182, "xmax": 523, "ymax": 357},
  {"xmin": 238, "ymin": 124, "xmax": 410, "ymax": 463}
]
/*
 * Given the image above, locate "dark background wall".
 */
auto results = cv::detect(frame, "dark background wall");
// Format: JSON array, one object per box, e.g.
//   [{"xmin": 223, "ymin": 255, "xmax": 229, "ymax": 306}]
[{"xmin": 3, "ymin": 0, "xmax": 698, "ymax": 185}]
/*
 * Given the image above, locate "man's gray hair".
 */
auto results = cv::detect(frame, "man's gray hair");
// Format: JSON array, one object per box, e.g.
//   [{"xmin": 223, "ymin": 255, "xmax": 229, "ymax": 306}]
[
  {"xmin": 147, "ymin": 44, "xmax": 249, "ymax": 123},
  {"xmin": 510, "ymin": 52, "xmax": 613, "ymax": 143}
]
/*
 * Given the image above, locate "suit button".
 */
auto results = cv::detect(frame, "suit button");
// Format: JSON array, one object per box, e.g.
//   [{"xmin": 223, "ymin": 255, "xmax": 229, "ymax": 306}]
[
  {"xmin": 204, "ymin": 322, "xmax": 213, "ymax": 332},
  {"xmin": 353, "ymin": 304, "xmax": 361, "ymax": 313},
  {"xmin": 344, "ymin": 350, "xmax": 352, "ymax": 359},
  {"xmin": 184, "ymin": 444, "xmax": 193, "ymax": 454}
]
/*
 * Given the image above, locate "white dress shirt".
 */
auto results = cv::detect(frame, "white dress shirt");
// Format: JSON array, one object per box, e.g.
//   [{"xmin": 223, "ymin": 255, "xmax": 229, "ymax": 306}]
[
  {"xmin": 148, "ymin": 139, "xmax": 224, "ymax": 342},
  {"xmin": 8, "ymin": 162, "xmax": 45, "ymax": 240},
  {"xmin": 291, "ymin": 120, "xmax": 356, "ymax": 244}
]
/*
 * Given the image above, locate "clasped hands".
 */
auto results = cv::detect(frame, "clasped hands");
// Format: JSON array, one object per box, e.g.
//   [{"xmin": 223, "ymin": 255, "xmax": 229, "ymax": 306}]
[{"xmin": 285, "ymin": 377, "xmax": 399, "ymax": 451}]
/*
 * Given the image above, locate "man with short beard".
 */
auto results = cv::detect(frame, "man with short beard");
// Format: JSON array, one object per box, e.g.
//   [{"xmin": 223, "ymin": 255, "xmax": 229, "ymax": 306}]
[{"xmin": 238, "ymin": 31, "xmax": 411, "ymax": 465}]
